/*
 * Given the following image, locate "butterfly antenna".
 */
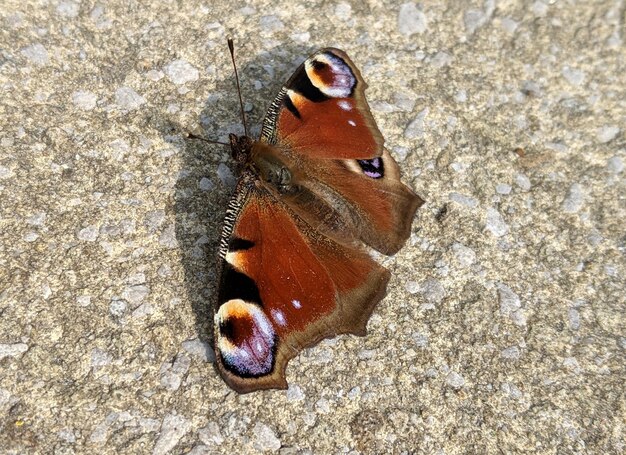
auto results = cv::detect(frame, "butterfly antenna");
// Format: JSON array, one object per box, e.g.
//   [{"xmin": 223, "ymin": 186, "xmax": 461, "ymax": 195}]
[
  {"xmin": 186, "ymin": 132, "xmax": 229, "ymax": 147},
  {"xmin": 227, "ymin": 38, "xmax": 249, "ymax": 137}
]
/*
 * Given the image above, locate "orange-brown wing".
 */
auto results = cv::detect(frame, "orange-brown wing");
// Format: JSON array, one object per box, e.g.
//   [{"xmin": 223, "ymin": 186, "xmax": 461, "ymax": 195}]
[
  {"xmin": 260, "ymin": 48, "xmax": 383, "ymax": 159},
  {"xmin": 257, "ymin": 48, "xmax": 423, "ymax": 255},
  {"xmin": 214, "ymin": 172, "xmax": 389, "ymax": 393},
  {"xmin": 280, "ymin": 149, "xmax": 423, "ymax": 255}
]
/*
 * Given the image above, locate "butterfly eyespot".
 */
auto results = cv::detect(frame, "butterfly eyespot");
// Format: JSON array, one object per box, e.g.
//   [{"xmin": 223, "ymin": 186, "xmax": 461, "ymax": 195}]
[
  {"xmin": 357, "ymin": 157, "xmax": 385, "ymax": 179},
  {"xmin": 305, "ymin": 52, "xmax": 356, "ymax": 98},
  {"xmin": 216, "ymin": 299, "xmax": 276, "ymax": 377}
]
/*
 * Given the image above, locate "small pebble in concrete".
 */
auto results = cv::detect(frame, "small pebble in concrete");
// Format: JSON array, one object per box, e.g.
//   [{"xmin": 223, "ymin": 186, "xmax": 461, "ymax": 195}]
[
  {"xmin": 182, "ymin": 338, "xmax": 215, "ymax": 362},
  {"xmin": 446, "ymin": 371, "xmax": 465, "ymax": 388},
  {"xmin": 398, "ymin": 3, "xmax": 427, "ymax": 36},
  {"xmin": 0, "ymin": 343, "xmax": 28, "ymax": 360},
  {"xmin": 420, "ymin": 278, "xmax": 445, "ymax": 304},
  {"xmin": 607, "ymin": 156, "xmax": 623, "ymax": 173},
  {"xmin": 596, "ymin": 125, "xmax": 620, "ymax": 143},
  {"xmin": 497, "ymin": 283, "xmax": 526, "ymax": 326},
  {"xmin": 21, "ymin": 43, "xmax": 49, "ymax": 66},
  {"xmin": 449, "ymin": 192, "xmax": 479, "ymax": 208},
  {"xmin": 153, "ymin": 414, "xmax": 191, "ymax": 455},
  {"xmin": 198, "ymin": 422, "xmax": 224, "ymax": 446},
  {"xmin": 485, "ymin": 208, "xmax": 509, "ymax": 237},
  {"xmin": 165, "ymin": 60, "xmax": 199, "ymax": 85},
  {"xmin": 286, "ymin": 384, "xmax": 305, "ymax": 401},
  {"xmin": 335, "ymin": 2, "xmax": 352, "ymax": 21},
  {"xmin": 253, "ymin": 422, "xmax": 281, "ymax": 452},
  {"xmin": 404, "ymin": 108, "xmax": 429, "ymax": 139},
  {"xmin": 496, "ymin": 183, "xmax": 512, "ymax": 195},
  {"xmin": 77, "ymin": 225, "xmax": 99, "ymax": 242},
  {"xmin": 562, "ymin": 66, "xmax": 585, "ymax": 86},
  {"xmin": 72, "ymin": 91, "xmax": 98, "ymax": 110},
  {"xmin": 259, "ymin": 15, "xmax": 284, "ymax": 32},
  {"xmin": 562, "ymin": 183, "xmax": 585, "ymax": 213},
  {"xmin": 115, "ymin": 87, "xmax": 146, "ymax": 111}
]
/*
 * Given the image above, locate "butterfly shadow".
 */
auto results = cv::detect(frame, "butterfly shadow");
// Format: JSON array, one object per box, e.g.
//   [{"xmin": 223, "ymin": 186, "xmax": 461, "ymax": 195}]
[{"xmin": 155, "ymin": 42, "xmax": 316, "ymax": 360}]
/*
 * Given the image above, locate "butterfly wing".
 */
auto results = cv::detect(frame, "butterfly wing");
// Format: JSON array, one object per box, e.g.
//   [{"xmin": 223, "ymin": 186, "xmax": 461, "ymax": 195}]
[
  {"xmin": 261, "ymin": 48, "xmax": 384, "ymax": 159},
  {"xmin": 214, "ymin": 171, "xmax": 390, "ymax": 393},
  {"xmin": 259, "ymin": 48, "xmax": 423, "ymax": 254}
]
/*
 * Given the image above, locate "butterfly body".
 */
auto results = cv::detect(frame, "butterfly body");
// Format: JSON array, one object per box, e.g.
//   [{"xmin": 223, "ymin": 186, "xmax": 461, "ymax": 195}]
[{"xmin": 213, "ymin": 48, "xmax": 424, "ymax": 393}]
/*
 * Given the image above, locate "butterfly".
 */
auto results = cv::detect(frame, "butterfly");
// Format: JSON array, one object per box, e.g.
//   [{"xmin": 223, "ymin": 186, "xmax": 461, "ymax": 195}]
[{"xmin": 210, "ymin": 40, "xmax": 424, "ymax": 393}]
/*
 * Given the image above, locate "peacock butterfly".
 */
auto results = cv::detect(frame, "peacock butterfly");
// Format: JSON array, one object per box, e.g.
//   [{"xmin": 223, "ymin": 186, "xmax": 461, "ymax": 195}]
[{"xmin": 209, "ymin": 40, "xmax": 424, "ymax": 393}]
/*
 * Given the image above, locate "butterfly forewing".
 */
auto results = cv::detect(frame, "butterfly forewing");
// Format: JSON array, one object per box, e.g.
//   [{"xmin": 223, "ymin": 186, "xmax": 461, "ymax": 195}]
[{"xmin": 261, "ymin": 48, "xmax": 384, "ymax": 159}]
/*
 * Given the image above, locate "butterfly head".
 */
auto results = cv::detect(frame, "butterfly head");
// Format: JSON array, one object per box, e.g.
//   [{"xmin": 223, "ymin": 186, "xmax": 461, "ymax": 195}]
[{"xmin": 229, "ymin": 133, "xmax": 253, "ymax": 164}]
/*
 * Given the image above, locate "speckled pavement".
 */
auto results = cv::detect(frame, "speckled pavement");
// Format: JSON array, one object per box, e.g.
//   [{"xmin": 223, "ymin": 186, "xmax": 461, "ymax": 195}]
[{"xmin": 1, "ymin": 1, "xmax": 624, "ymax": 454}]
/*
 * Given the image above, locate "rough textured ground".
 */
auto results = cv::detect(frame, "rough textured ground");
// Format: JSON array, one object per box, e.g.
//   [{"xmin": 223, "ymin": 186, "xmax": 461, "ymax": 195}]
[{"xmin": 1, "ymin": 0, "xmax": 625, "ymax": 453}]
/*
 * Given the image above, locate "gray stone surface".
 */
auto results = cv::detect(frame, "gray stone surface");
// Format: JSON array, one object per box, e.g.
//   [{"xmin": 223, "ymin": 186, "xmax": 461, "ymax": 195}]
[{"xmin": 1, "ymin": 0, "xmax": 624, "ymax": 453}]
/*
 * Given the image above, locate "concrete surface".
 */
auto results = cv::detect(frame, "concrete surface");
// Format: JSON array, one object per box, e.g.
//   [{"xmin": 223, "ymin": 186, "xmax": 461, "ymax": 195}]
[{"xmin": 1, "ymin": 0, "xmax": 624, "ymax": 453}]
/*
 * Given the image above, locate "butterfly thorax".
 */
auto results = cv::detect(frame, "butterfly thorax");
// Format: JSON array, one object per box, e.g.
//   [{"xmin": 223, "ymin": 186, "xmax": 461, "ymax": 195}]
[{"xmin": 230, "ymin": 133, "xmax": 294, "ymax": 194}]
